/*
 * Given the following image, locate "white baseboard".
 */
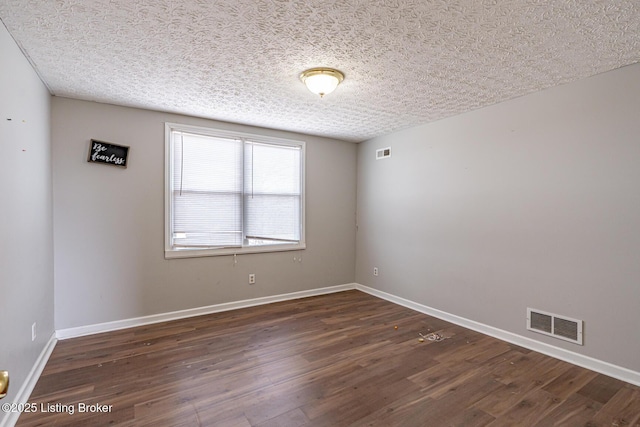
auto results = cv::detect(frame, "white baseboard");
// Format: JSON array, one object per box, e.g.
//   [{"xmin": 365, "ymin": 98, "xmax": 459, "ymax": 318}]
[
  {"xmin": 355, "ymin": 284, "xmax": 640, "ymax": 387},
  {"xmin": 1, "ymin": 333, "xmax": 57, "ymax": 427},
  {"xmin": 56, "ymin": 283, "xmax": 358, "ymax": 340},
  {"xmin": 49, "ymin": 282, "xmax": 640, "ymax": 391}
]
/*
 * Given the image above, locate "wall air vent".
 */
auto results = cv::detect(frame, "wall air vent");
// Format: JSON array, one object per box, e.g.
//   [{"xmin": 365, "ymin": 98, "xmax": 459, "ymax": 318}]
[
  {"xmin": 527, "ymin": 308, "xmax": 583, "ymax": 345},
  {"xmin": 376, "ymin": 147, "xmax": 391, "ymax": 160}
]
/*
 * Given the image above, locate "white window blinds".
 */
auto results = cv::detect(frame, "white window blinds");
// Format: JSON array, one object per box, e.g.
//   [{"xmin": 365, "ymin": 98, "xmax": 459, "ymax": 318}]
[
  {"xmin": 171, "ymin": 132, "xmax": 243, "ymax": 248},
  {"xmin": 166, "ymin": 123, "xmax": 305, "ymax": 257},
  {"xmin": 244, "ymin": 142, "xmax": 301, "ymax": 244}
]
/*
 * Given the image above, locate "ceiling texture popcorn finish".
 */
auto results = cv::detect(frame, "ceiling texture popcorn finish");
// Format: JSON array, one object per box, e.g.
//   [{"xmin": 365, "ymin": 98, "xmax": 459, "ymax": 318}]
[{"xmin": 1, "ymin": 1, "xmax": 638, "ymax": 142}]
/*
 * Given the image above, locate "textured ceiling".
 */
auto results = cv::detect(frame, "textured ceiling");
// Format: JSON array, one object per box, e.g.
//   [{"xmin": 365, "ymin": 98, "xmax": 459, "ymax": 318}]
[{"xmin": 1, "ymin": 1, "xmax": 639, "ymax": 142}]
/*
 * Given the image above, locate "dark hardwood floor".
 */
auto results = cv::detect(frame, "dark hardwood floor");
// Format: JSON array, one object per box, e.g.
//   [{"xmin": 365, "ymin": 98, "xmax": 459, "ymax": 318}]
[{"xmin": 16, "ymin": 290, "xmax": 640, "ymax": 426}]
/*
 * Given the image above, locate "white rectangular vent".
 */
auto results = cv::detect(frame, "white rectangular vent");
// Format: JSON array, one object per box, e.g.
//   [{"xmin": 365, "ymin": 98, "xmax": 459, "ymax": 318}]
[
  {"xmin": 376, "ymin": 147, "xmax": 391, "ymax": 159},
  {"xmin": 527, "ymin": 308, "xmax": 583, "ymax": 345}
]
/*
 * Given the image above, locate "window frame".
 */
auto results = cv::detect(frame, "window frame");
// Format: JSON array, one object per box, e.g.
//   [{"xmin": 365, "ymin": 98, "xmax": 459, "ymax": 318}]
[{"xmin": 164, "ymin": 122, "xmax": 306, "ymax": 259}]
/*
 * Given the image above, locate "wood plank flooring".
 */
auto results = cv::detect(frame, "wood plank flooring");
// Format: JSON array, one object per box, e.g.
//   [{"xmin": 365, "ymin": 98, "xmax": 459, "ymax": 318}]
[{"xmin": 16, "ymin": 290, "xmax": 640, "ymax": 426}]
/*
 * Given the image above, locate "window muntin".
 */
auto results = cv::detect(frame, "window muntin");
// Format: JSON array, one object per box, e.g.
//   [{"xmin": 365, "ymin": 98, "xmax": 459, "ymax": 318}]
[{"xmin": 165, "ymin": 123, "xmax": 305, "ymax": 258}]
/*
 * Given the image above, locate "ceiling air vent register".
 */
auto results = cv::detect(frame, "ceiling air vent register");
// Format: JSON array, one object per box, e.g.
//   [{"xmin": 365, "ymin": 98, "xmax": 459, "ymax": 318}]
[
  {"xmin": 376, "ymin": 147, "xmax": 391, "ymax": 160},
  {"xmin": 527, "ymin": 308, "xmax": 583, "ymax": 345}
]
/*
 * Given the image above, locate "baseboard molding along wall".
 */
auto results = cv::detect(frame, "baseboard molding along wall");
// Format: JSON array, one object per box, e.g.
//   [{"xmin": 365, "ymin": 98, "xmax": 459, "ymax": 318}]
[
  {"xmin": 354, "ymin": 284, "xmax": 640, "ymax": 387},
  {"xmin": 47, "ymin": 281, "xmax": 640, "ymax": 392},
  {"xmin": 56, "ymin": 283, "xmax": 357, "ymax": 340},
  {"xmin": 0, "ymin": 333, "xmax": 57, "ymax": 427}
]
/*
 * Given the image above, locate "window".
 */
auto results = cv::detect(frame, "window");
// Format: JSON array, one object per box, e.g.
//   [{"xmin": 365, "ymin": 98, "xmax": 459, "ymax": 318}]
[{"xmin": 165, "ymin": 123, "xmax": 305, "ymax": 258}]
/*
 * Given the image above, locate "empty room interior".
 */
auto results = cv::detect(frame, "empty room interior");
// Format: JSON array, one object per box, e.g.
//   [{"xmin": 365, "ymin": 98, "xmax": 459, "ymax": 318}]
[{"xmin": 1, "ymin": 1, "xmax": 640, "ymax": 426}]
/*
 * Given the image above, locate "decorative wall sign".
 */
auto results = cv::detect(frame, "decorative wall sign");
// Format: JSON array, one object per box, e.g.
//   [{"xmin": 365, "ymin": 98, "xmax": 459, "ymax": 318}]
[{"xmin": 87, "ymin": 139, "xmax": 129, "ymax": 168}]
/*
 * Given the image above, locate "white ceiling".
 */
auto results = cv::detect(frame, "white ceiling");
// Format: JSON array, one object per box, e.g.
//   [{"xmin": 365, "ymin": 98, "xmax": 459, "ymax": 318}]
[{"xmin": 1, "ymin": 1, "xmax": 638, "ymax": 142}]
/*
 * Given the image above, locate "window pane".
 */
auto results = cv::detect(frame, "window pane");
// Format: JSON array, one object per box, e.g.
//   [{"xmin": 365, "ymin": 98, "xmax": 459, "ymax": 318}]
[
  {"xmin": 245, "ymin": 194, "xmax": 301, "ymax": 242},
  {"xmin": 173, "ymin": 192, "xmax": 242, "ymax": 247},
  {"xmin": 244, "ymin": 142, "xmax": 301, "ymax": 242},
  {"xmin": 171, "ymin": 131, "xmax": 243, "ymax": 247},
  {"xmin": 173, "ymin": 132, "xmax": 242, "ymax": 192}
]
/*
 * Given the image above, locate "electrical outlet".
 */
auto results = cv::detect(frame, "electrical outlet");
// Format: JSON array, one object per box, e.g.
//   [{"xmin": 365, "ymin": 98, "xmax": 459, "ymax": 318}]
[
  {"xmin": 249, "ymin": 273, "xmax": 256, "ymax": 284},
  {"xmin": 32, "ymin": 322, "xmax": 36, "ymax": 341},
  {"xmin": 373, "ymin": 267, "xmax": 379, "ymax": 276}
]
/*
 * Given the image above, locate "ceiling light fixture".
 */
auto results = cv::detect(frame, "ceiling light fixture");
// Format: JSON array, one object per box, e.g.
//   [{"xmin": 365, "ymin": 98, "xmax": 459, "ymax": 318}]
[{"xmin": 300, "ymin": 67, "xmax": 344, "ymax": 98}]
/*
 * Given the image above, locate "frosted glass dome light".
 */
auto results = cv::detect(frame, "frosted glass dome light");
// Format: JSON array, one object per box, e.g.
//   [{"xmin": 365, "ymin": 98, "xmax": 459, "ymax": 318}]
[{"xmin": 300, "ymin": 68, "xmax": 344, "ymax": 98}]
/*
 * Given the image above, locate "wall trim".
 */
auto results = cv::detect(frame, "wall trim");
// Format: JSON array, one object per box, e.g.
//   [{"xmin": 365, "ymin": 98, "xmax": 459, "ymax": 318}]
[
  {"xmin": 355, "ymin": 284, "xmax": 640, "ymax": 387},
  {"xmin": 1, "ymin": 333, "xmax": 57, "ymax": 427},
  {"xmin": 56, "ymin": 284, "xmax": 357, "ymax": 340},
  {"xmin": 46, "ymin": 282, "xmax": 639, "ymax": 398}
]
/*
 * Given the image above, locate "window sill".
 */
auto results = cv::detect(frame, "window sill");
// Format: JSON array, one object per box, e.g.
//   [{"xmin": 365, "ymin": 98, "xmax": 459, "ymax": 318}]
[{"xmin": 164, "ymin": 242, "xmax": 306, "ymax": 259}]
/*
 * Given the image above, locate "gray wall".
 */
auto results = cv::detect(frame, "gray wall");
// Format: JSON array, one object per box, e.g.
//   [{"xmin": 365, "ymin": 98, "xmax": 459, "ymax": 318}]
[
  {"xmin": 0, "ymin": 24, "xmax": 55, "ymax": 401},
  {"xmin": 52, "ymin": 98, "xmax": 357, "ymax": 330},
  {"xmin": 356, "ymin": 64, "xmax": 640, "ymax": 373}
]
